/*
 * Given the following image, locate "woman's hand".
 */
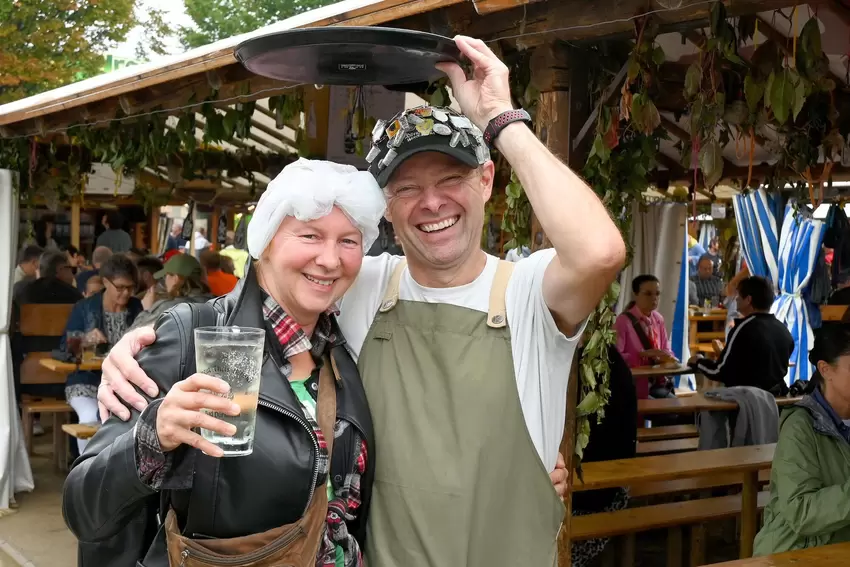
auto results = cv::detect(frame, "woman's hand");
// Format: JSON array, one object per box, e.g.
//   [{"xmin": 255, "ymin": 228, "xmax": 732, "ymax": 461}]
[
  {"xmin": 641, "ymin": 349, "xmax": 675, "ymax": 362},
  {"xmin": 86, "ymin": 329, "xmax": 108, "ymax": 345},
  {"xmin": 141, "ymin": 286, "xmax": 156, "ymax": 311},
  {"xmin": 156, "ymin": 374, "xmax": 241, "ymax": 457}
]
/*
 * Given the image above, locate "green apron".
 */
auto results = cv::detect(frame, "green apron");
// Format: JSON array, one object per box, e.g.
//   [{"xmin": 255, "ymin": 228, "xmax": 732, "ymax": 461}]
[{"xmin": 358, "ymin": 259, "xmax": 565, "ymax": 567}]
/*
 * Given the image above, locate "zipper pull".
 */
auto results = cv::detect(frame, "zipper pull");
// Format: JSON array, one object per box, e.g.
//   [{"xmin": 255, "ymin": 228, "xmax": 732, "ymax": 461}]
[{"xmin": 180, "ymin": 549, "xmax": 189, "ymax": 567}]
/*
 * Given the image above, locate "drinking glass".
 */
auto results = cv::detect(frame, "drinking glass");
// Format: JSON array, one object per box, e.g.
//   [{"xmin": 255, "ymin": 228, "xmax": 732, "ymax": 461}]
[
  {"xmin": 194, "ymin": 326, "xmax": 265, "ymax": 457},
  {"xmin": 66, "ymin": 331, "xmax": 84, "ymax": 362}
]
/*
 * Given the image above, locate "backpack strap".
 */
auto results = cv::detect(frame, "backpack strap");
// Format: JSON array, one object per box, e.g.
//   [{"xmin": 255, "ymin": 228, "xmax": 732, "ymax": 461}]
[{"xmin": 624, "ymin": 311, "xmax": 655, "ymax": 352}]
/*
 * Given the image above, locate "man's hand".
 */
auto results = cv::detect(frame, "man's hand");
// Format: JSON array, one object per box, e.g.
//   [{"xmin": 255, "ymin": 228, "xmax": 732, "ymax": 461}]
[
  {"xmin": 97, "ymin": 326, "xmax": 159, "ymax": 422},
  {"xmin": 687, "ymin": 355, "xmax": 703, "ymax": 367},
  {"xmin": 550, "ymin": 452, "xmax": 569, "ymax": 501},
  {"xmin": 436, "ymin": 35, "xmax": 513, "ymax": 131}
]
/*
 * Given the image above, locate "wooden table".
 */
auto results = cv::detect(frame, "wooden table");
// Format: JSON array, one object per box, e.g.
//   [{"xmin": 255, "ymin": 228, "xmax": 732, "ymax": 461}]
[
  {"xmin": 631, "ymin": 365, "xmax": 693, "ymax": 378},
  {"xmin": 638, "ymin": 393, "xmax": 802, "ymax": 416},
  {"xmin": 707, "ymin": 541, "xmax": 850, "ymax": 566},
  {"xmin": 39, "ymin": 358, "xmax": 103, "ymax": 373},
  {"xmin": 577, "ymin": 444, "xmax": 775, "ymax": 558}
]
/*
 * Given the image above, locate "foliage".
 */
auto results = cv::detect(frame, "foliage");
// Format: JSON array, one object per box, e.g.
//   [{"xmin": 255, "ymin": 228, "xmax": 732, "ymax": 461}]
[
  {"xmin": 180, "ymin": 0, "xmax": 337, "ymax": 49},
  {"xmin": 0, "ymin": 0, "xmax": 171, "ymax": 105}
]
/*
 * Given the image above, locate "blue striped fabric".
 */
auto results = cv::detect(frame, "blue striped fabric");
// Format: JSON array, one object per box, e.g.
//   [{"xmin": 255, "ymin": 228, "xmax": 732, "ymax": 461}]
[
  {"xmin": 698, "ymin": 223, "xmax": 717, "ymax": 251},
  {"xmin": 674, "ymin": 227, "xmax": 696, "ymax": 390},
  {"xmin": 732, "ymin": 190, "xmax": 781, "ymax": 286},
  {"xmin": 772, "ymin": 201, "xmax": 826, "ymax": 384}
]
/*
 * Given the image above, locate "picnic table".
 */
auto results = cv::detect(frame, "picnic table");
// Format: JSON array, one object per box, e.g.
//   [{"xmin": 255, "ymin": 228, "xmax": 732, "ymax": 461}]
[
  {"xmin": 39, "ymin": 358, "xmax": 103, "ymax": 373},
  {"xmin": 631, "ymin": 364, "xmax": 693, "ymax": 378},
  {"xmin": 638, "ymin": 393, "xmax": 802, "ymax": 415},
  {"xmin": 708, "ymin": 541, "xmax": 850, "ymax": 566},
  {"xmin": 577, "ymin": 444, "xmax": 775, "ymax": 558}
]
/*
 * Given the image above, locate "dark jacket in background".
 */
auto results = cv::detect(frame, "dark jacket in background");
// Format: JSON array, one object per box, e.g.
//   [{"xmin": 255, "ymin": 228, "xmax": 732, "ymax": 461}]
[
  {"xmin": 573, "ymin": 346, "xmax": 638, "ymax": 513},
  {"xmin": 15, "ymin": 277, "xmax": 82, "ymax": 305},
  {"xmin": 76, "ymin": 268, "xmax": 99, "ymax": 290},
  {"xmin": 96, "ymin": 229, "xmax": 132, "ymax": 253},
  {"xmin": 692, "ymin": 312, "xmax": 794, "ymax": 395}
]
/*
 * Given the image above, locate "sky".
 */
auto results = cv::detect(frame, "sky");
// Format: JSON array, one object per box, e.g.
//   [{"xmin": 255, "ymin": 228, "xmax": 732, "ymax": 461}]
[{"xmin": 112, "ymin": 0, "xmax": 193, "ymax": 60}]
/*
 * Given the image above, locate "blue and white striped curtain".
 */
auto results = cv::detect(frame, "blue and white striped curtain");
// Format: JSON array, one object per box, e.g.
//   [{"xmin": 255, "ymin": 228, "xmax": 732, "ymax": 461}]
[
  {"xmin": 698, "ymin": 223, "xmax": 717, "ymax": 251},
  {"xmin": 772, "ymin": 202, "xmax": 826, "ymax": 384},
  {"xmin": 732, "ymin": 189, "xmax": 781, "ymax": 286}
]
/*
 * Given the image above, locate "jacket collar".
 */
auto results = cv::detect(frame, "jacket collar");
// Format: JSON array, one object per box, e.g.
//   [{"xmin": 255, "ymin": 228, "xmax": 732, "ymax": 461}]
[{"xmin": 795, "ymin": 393, "xmax": 850, "ymax": 444}]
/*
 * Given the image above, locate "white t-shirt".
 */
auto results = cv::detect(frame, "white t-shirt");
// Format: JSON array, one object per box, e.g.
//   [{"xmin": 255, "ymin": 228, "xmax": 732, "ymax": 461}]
[{"xmin": 337, "ymin": 249, "xmax": 580, "ymax": 471}]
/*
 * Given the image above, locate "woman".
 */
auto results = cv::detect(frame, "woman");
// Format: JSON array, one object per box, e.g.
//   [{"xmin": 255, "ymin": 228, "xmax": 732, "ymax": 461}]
[
  {"xmin": 753, "ymin": 325, "xmax": 850, "ymax": 555},
  {"xmin": 61, "ymin": 254, "xmax": 143, "ymax": 451},
  {"xmin": 130, "ymin": 254, "xmax": 212, "ymax": 330},
  {"xmin": 614, "ymin": 274, "xmax": 677, "ymax": 399},
  {"xmin": 63, "ymin": 159, "xmax": 384, "ymax": 567},
  {"xmin": 32, "ymin": 218, "xmax": 59, "ymax": 251}
]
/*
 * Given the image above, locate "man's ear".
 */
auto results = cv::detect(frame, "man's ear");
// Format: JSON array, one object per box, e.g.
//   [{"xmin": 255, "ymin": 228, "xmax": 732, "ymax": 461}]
[{"xmin": 479, "ymin": 160, "xmax": 495, "ymax": 202}]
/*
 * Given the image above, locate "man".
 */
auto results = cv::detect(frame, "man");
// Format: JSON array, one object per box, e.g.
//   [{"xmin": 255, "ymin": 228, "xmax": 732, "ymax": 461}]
[
  {"xmin": 15, "ymin": 250, "xmax": 83, "ymax": 305},
  {"xmin": 96, "ymin": 211, "xmax": 132, "ymax": 253},
  {"xmin": 199, "ymin": 249, "xmax": 238, "ymax": 296},
  {"xmin": 165, "ymin": 221, "xmax": 186, "ymax": 251},
  {"xmin": 14, "ymin": 244, "xmax": 42, "ymax": 286},
  {"xmin": 76, "ymin": 246, "xmax": 113, "ymax": 290},
  {"xmin": 687, "ymin": 235, "xmax": 706, "ymax": 271},
  {"xmin": 218, "ymin": 230, "xmax": 250, "ymax": 277},
  {"xmin": 691, "ymin": 255, "xmax": 725, "ymax": 306},
  {"xmin": 135, "ymin": 257, "xmax": 164, "ymax": 297},
  {"xmin": 688, "ymin": 276, "xmax": 793, "ymax": 395},
  {"xmin": 95, "ymin": 35, "xmax": 624, "ymax": 566},
  {"xmin": 705, "ymin": 236, "xmax": 722, "ymax": 275},
  {"xmin": 827, "ymin": 270, "xmax": 850, "ymax": 305}
]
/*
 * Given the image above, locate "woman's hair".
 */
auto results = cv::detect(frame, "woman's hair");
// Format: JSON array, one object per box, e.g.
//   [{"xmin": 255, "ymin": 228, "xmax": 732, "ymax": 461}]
[
  {"xmin": 631, "ymin": 274, "xmax": 659, "ymax": 294},
  {"xmin": 32, "ymin": 219, "xmax": 49, "ymax": 247},
  {"xmin": 808, "ymin": 326, "xmax": 850, "ymax": 389},
  {"xmin": 166, "ymin": 273, "xmax": 210, "ymax": 299},
  {"xmin": 100, "ymin": 254, "xmax": 139, "ymax": 285}
]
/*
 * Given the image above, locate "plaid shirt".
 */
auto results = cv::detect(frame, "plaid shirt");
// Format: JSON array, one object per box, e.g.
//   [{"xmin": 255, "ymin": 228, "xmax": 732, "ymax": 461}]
[
  {"xmin": 691, "ymin": 275, "xmax": 724, "ymax": 306},
  {"xmin": 135, "ymin": 294, "xmax": 367, "ymax": 567}
]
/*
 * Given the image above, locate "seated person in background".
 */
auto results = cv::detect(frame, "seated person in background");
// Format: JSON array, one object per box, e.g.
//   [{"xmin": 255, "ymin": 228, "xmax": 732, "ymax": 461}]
[
  {"xmin": 76, "ymin": 246, "xmax": 112, "ymax": 290},
  {"xmin": 753, "ymin": 325, "xmax": 850, "ymax": 555},
  {"xmin": 218, "ymin": 229, "xmax": 249, "ymax": 277},
  {"xmin": 131, "ymin": 254, "xmax": 212, "ymax": 330},
  {"xmin": 688, "ymin": 279, "xmax": 699, "ymax": 306},
  {"xmin": 615, "ymin": 274, "xmax": 678, "ymax": 399},
  {"xmin": 688, "ymin": 276, "xmax": 793, "ymax": 396},
  {"xmin": 15, "ymin": 250, "xmax": 83, "ymax": 305},
  {"xmin": 572, "ymin": 345, "xmax": 637, "ymax": 567},
  {"xmin": 84, "ymin": 276, "xmax": 104, "ymax": 298},
  {"xmin": 64, "ymin": 245, "xmax": 85, "ymax": 276},
  {"xmin": 62, "ymin": 254, "xmax": 143, "ymax": 452},
  {"xmin": 134, "ymin": 256, "xmax": 164, "ymax": 298},
  {"xmin": 219, "ymin": 254, "xmax": 236, "ymax": 276},
  {"xmin": 200, "ymin": 249, "xmax": 238, "ymax": 296},
  {"xmin": 13, "ymin": 244, "xmax": 42, "ymax": 287},
  {"xmin": 691, "ymin": 255, "xmax": 725, "ymax": 306},
  {"xmin": 827, "ymin": 269, "xmax": 850, "ymax": 305}
]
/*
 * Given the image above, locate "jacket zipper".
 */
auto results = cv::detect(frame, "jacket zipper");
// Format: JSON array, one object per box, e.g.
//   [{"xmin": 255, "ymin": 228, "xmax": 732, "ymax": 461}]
[
  {"xmin": 257, "ymin": 399, "xmax": 320, "ymax": 517},
  {"xmin": 178, "ymin": 525, "xmax": 304, "ymax": 566}
]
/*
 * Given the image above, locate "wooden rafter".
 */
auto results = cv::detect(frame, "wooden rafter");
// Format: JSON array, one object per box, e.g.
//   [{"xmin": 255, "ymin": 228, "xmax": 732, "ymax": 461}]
[
  {"xmin": 754, "ymin": 14, "xmax": 846, "ymax": 86},
  {"xmin": 572, "ymin": 60, "xmax": 629, "ymax": 151}
]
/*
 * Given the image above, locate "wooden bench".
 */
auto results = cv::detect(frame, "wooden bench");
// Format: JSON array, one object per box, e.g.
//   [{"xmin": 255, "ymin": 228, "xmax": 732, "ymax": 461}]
[
  {"xmin": 21, "ymin": 399, "xmax": 73, "ymax": 471},
  {"xmin": 637, "ymin": 425, "xmax": 698, "ymax": 442},
  {"xmin": 705, "ymin": 540, "xmax": 850, "ymax": 566},
  {"xmin": 638, "ymin": 394, "xmax": 802, "ymax": 416},
  {"xmin": 637, "ymin": 437, "xmax": 699, "ymax": 455},
  {"xmin": 573, "ymin": 492, "xmax": 770, "ymax": 567},
  {"xmin": 61, "ymin": 423, "xmax": 99, "ymax": 440},
  {"xmin": 630, "ymin": 469, "xmax": 771, "ymax": 499},
  {"xmin": 820, "ymin": 305, "xmax": 849, "ymax": 322},
  {"xmin": 577, "ymin": 444, "xmax": 775, "ymax": 559}
]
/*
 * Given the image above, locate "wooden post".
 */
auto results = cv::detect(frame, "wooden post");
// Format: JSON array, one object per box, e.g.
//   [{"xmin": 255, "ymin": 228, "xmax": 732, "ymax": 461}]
[
  {"xmin": 210, "ymin": 206, "xmax": 221, "ymax": 250},
  {"xmin": 70, "ymin": 200, "xmax": 80, "ymax": 249},
  {"xmin": 149, "ymin": 208, "xmax": 160, "ymax": 255},
  {"xmin": 302, "ymin": 86, "xmax": 331, "ymax": 159},
  {"xmin": 527, "ymin": 41, "xmax": 590, "ymax": 566}
]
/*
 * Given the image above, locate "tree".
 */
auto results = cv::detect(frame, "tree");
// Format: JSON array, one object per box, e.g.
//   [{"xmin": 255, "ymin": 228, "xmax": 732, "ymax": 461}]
[
  {"xmin": 180, "ymin": 0, "xmax": 337, "ymax": 49},
  {"xmin": 0, "ymin": 0, "xmax": 171, "ymax": 105}
]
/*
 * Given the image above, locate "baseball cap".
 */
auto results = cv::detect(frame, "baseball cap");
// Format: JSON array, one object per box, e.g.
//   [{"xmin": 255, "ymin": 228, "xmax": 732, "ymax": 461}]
[
  {"xmin": 154, "ymin": 254, "xmax": 202, "ymax": 279},
  {"xmin": 366, "ymin": 105, "xmax": 490, "ymax": 188}
]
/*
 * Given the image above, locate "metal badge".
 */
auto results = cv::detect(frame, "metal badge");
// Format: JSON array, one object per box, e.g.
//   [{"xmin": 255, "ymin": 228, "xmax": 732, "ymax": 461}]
[
  {"xmin": 458, "ymin": 129, "xmax": 470, "ymax": 147},
  {"xmin": 433, "ymin": 123, "xmax": 451, "ymax": 136},
  {"xmin": 416, "ymin": 119, "xmax": 434, "ymax": 135},
  {"xmin": 475, "ymin": 143, "xmax": 488, "ymax": 164},
  {"xmin": 366, "ymin": 144, "xmax": 381, "ymax": 163},
  {"xmin": 449, "ymin": 115, "xmax": 472, "ymax": 130},
  {"xmin": 449, "ymin": 130, "xmax": 461, "ymax": 148},
  {"xmin": 386, "ymin": 119, "xmax": 402, "ymax": 140},
  {"xmin": 380, "ymin": 148, "xmax": 398, "ymax": 169},
  {"xmin": 432, "ymin": 109, "xmax": 448, "ymax": 123},
  {"xmin": 398, "ymin": 115, "xmax": 410, "ymax": 131},
  {"xmin": 372, "ymin": 119, "xmax": 386, "ymax": 143},
  {"xmin": 412, "ymin": 107, "xmax": 433, "ymax": 118},
  {"xmin": 391, "ymin": 129, "xmax": 406, "ymax": 147},
  {"xmin": 408, "ymin": 113, "xmax": 423, "ymax": 125}
]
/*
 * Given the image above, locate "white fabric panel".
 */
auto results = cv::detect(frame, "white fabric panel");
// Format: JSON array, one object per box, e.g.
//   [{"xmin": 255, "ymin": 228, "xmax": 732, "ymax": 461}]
[
  {"xmin": 0, "ymin": 170, "xmax": 33, "ymax": 513},
  {"xmin": 617, "ymin": 203, "xmax": 694, "ymax": 389}
]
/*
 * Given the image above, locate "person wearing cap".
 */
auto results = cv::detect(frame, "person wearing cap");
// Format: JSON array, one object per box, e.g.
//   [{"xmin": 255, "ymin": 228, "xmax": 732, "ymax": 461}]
[
  {"xmin": 219, "ymin": 229, "xmax": 251, "ymax": 278},
  {"xmin": 63, "ymin": 159, "xmax": 382, "ymax": 567},
  {"xmin": 92, "ymin": 35, "xmax": 610, "ymax": 566},
  {"xmin": 130, "ymin": 254, "xmax": 213, "ymax": 330}
]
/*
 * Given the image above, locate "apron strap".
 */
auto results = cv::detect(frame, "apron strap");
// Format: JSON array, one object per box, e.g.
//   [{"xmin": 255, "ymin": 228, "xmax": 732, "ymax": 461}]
[
  {"xmin": 487, "ymin": 260, "xmax": 515, "ymax": 328},
  {"xmin": 317, "ymin": 356, "xmax": 337, "ymax": 456},
  {"xmin": 379, "ymin": 259, "xmax": 408, "ymax": 312}
]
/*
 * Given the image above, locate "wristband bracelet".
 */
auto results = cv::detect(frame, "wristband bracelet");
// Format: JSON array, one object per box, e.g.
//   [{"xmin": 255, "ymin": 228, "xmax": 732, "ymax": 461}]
[{"xmin": 483, "ymin": 109, "xmax": 532, "ymax": 148}]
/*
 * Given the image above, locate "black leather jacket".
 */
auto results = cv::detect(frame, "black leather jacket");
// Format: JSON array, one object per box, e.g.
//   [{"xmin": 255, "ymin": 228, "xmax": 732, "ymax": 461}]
[{"xmin": 62, "ymin": 267, "xmax": 375, "ymax": 567}]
